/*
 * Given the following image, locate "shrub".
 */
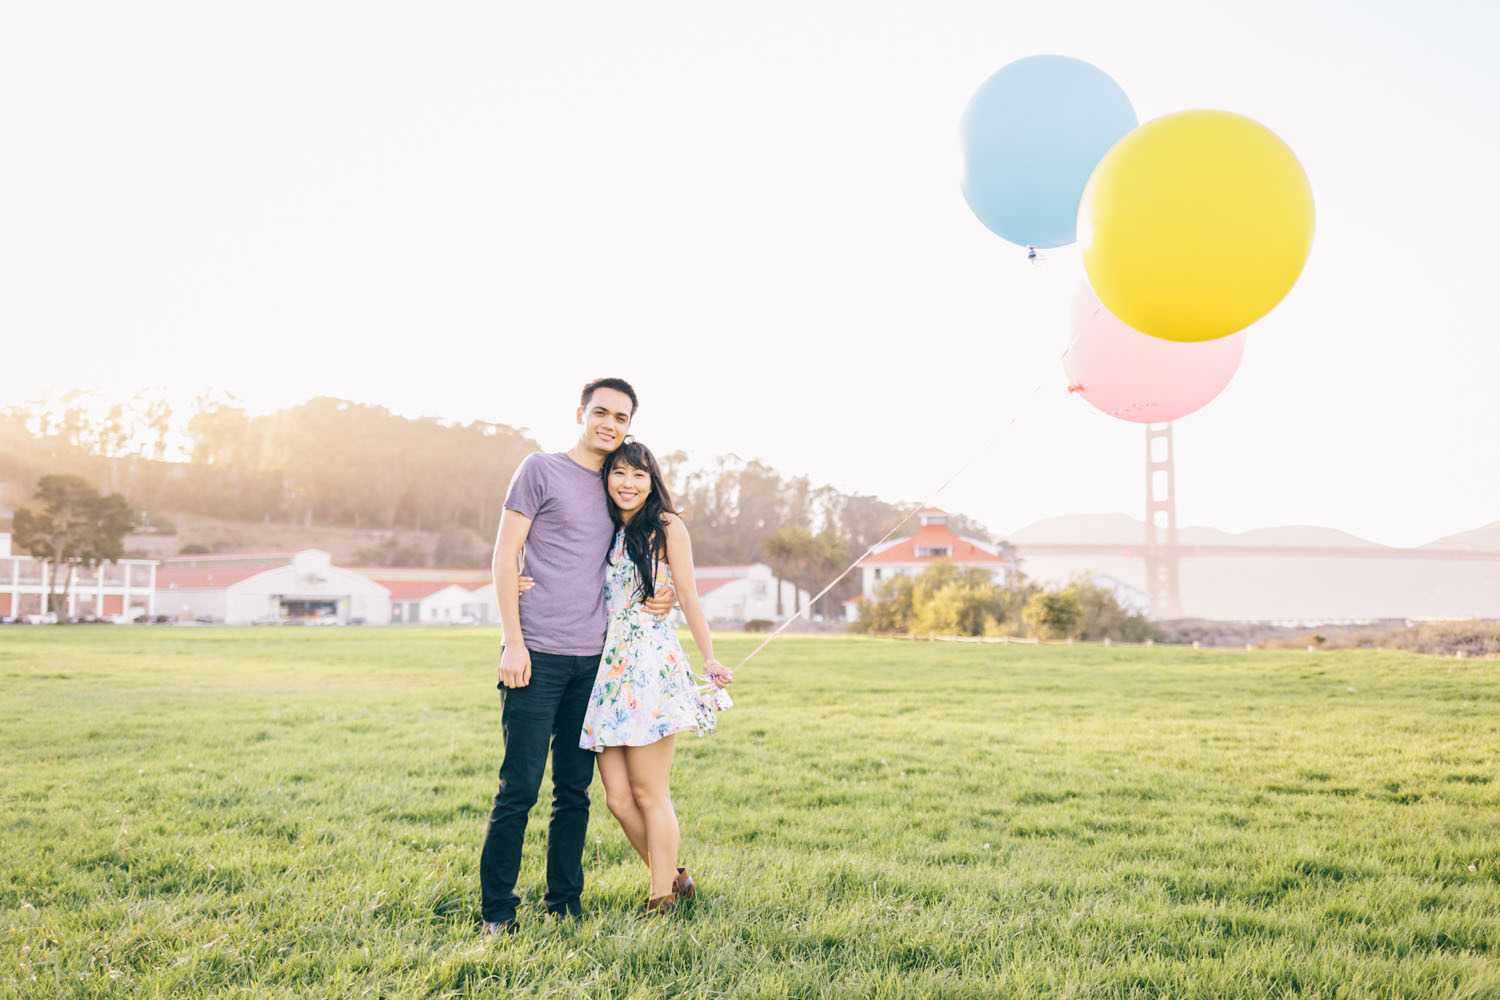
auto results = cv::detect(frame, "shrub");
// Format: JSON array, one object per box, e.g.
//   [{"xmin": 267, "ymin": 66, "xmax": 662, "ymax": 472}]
[
  {"xmin": 138, "ymin": 511, "xmax": 178, "ymax": 536},
  {"xmin": 1072, "ymin": 579, "xmax": 1164, "ymax": 643},
  {"xmin": 855, "ymin": 561, "xmax": 1033, "ymax": 637},
  {"xmin": 1023, "ymin": 588, "xmax": 1085, "ymax": 640}
]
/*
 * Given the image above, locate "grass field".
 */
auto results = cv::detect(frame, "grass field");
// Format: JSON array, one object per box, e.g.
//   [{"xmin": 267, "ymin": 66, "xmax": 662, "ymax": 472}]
[{"xmin": 2, "ymin": 629, "xmax": 1498, "ymax": 999}]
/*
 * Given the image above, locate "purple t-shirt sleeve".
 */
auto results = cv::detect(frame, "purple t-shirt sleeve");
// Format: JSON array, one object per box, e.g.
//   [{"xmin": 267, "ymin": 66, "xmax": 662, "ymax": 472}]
[
  {"xmin": 504, "ymin": 454, "xmax": 547, "ymax": 520},
  {"xmin": 496, "ymin": 452, "xmax": 614, "ymax": 656}
]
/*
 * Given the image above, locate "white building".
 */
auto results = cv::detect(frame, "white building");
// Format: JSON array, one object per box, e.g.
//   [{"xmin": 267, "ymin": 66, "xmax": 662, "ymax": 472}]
[
  {"xmin": 695, "ymin": 563, "xmax": 811, "ymax": 623},
  {"xmin": 844, "ymin": 508, "xmax": 1012, "ymax": 621},
  {"xmin": 354, "ymin": 569, "xmax": 495, "ymax": 624},
  {"xmin": 0, "ymin": 531, "xmax": 156, "ymax": 622},
  {"xmin": 465, "ymin": 583, "xmax": 499, "ymax": 623},
  {"xmin": 156, "ymin": 549, "xmax": 391, "ymax": 625},
  {"xmin": 375, "ymin": 579, "xmax": 495, "ymax": 624}
]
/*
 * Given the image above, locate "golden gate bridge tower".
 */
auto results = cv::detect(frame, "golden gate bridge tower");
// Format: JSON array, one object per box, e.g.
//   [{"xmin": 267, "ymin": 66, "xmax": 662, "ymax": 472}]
[{"xmin": 1145, "ymin": 423, "xmax": 1183, "ymax": 617}]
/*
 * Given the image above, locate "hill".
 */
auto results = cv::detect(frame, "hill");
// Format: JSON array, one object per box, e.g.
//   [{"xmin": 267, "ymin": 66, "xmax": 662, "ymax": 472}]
[
  {"xmin": 1005, "ymin": 513, "xmax": 1500, "ymax": 620},
  {"xmin": 1422, "ymin": 520, "xmax": 1500, "ymax": 550},
  {"xmin": 1009, "ymin": 513, "xmax": 1392, "ymax": 549},
  {"xmin": 114, "ymin": 510, "xmax": 483, "ymax": 568}
]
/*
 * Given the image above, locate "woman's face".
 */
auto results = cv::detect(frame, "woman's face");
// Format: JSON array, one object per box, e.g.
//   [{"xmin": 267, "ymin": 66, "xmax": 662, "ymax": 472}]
[{"xmin": 607, "ymin": 461, "xmax": 652, "ymax": 515}]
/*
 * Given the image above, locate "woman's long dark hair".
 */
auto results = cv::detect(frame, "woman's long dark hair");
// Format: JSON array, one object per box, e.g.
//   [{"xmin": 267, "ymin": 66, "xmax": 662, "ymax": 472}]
[{"xmin": 602, "ymin": 440, "xmax": 678, "ymax": 601}]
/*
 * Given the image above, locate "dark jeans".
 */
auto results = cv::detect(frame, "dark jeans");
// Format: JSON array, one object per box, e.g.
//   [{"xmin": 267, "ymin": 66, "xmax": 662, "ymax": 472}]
[{"xmin": 479, "ymin": 649, "xmax": 600, "ymax": 923}]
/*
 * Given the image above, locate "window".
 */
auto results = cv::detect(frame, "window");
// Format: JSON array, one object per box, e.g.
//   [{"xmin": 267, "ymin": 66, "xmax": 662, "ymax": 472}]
[{"xmin": 915, "ymin": 546, "xmax": 951, "ymax": 558}]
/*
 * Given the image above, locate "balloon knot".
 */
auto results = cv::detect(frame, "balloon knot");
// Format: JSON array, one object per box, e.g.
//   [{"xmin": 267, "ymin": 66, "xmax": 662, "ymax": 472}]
[{"xmin": 1067, "ymin": 383, "xmax": 1084, "ymax": 394}]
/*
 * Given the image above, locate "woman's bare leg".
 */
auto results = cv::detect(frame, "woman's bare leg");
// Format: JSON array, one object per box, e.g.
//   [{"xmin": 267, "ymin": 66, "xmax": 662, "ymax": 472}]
[
  {"xmin": 597, "ymin": 746, "xmax": 649, "ymax": 864},
  {"xmin": 623, "ymin": 736, "xmax": 679, "ymax": 899}
]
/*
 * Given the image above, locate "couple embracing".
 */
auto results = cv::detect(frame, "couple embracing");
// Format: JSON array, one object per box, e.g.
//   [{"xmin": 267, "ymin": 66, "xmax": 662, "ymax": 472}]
[{"xmin": 479, "ymin": 377, "xmax": 734, "ymax": 936}]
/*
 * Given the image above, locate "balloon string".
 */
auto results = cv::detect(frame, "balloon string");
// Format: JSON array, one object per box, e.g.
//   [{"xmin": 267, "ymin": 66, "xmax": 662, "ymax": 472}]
[{"xmin": 732, "ymin": 381, "xmax": 1046, "ymax": 673}]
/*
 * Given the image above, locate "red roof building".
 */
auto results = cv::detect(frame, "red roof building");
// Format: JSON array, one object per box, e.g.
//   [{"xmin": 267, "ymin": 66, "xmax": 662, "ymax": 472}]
[
  {"xmin": 350, "ymin": 570, "xmax": 494, "ymax": 625},
  {"xmin": 846, "ymin": 508, "xmax": 1011, "ymax": 620},
  {"xmin": 156, "ymin": 567, "xmax": 274, "ymax": 591}
]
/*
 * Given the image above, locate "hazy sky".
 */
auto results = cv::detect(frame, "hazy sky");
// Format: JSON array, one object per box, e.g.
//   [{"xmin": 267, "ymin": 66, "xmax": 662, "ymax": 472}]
[{"xmin": 3, "ymin": 1, "xmax": 1496, "ymax": 547}]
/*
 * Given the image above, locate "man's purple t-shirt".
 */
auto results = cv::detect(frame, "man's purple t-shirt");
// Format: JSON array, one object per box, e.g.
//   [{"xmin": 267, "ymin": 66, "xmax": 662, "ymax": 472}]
[{"xmin": 504, "ymin": 451, "xmax": 614, "ymax": 656}]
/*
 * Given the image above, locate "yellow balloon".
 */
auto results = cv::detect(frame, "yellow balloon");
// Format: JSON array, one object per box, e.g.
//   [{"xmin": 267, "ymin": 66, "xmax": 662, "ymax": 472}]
[{"xmin": 1079, "ymin": 110, "xmax": 1314, "ymax": 342}]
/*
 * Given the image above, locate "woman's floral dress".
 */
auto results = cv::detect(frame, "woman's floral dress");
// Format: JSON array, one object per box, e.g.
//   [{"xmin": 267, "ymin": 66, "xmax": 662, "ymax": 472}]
[{"xmin": 580, "ymin": 530, "xmax": 728, "ymax": 750}]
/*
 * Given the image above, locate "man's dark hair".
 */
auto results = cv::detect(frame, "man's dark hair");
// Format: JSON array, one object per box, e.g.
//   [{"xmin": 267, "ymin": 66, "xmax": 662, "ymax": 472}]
[{"xmin": 580, "ymin": 377, "xmax": 639, "ymax": 416}]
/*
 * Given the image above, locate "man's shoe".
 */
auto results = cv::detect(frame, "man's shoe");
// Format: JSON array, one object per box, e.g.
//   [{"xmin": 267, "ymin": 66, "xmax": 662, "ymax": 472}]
[
  {"xmin": 482, "ymin": 918, "xmax": 518, "ymax": 939},
  {"xmin": 672, "ymin": 867, "xmax": 696, "ymax": 903}
]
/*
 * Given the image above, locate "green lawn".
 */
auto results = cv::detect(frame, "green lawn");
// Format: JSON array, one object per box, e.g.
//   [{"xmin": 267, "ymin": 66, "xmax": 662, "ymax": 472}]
[{"xmin": 1, "ymin": 629, "xmax": 1497, "ymax": 999}]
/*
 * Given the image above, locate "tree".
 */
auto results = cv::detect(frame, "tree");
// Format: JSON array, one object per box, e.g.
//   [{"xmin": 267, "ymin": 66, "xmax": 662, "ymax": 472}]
[
  {"xmin": 760, "ymin": 525, "xmax": 805, "ymax": 615},
  {"xmin": 857, "ymin": 573, "xmax": 918, "ymax": 633},
  {"xmin": 1023, "ymin": 587, "xmax": 1085, "ymax": 640},
  {"xmin": 11, "ymin": 475, "xmax": 134, "ymax": 619},
  {"xmin": 760, "ymin": 525, "xmax": 849, "ymax": 619},
  {"xmin": 854, "ymin": 561, "xmax": 1033, "ymax": 637},
  {"xmin": 1072, "ymin": 578, "xmax": 1164, "ymax": 643},
  {"xmin": 910, "ymin": 562, "xmax": 1010, "ymax": 637},
  {"xmin": 761, "ymin": 525, "xmax": 822, "ymax": 616}
]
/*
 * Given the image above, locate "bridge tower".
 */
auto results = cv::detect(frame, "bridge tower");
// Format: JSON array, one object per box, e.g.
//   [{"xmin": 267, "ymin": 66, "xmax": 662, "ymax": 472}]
[{"xmin": 1144, "ymin": 423, "xmax": 1182, "ymax": 618}]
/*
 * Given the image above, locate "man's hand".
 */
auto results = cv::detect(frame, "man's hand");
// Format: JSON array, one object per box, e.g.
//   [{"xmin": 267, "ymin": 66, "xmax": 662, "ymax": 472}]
[
  {"xmin": 499, "ymin": 645, "xmax": 532, "ymax": 688},
  {"xmin": 642, "ymin": 582, "xmax": 676, "ymax": 621}
]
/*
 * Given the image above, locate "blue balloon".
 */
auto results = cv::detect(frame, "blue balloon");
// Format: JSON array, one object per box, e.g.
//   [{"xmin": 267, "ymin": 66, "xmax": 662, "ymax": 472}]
[{"xmin": 961, "ymin": 55, "xmax": 1137, "ymax": 249}]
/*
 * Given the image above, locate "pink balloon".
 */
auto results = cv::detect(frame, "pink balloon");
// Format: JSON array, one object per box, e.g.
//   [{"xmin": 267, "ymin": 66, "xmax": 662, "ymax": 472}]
[{"xmin": 1063, "ymin": 283, "xmax": 1245, "ymax": 423}]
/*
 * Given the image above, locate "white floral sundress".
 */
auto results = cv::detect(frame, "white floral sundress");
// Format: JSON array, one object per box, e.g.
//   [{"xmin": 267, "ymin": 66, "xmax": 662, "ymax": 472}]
[{"xmin": 580, "ymin": 530, "xmax": 728, "ymax": 750}]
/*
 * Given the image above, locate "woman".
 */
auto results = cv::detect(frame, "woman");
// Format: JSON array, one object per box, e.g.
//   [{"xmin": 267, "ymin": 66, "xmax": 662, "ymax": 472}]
[{"xmin": 578, "ymin": 440, "xmax": 734, "ymax": 914}]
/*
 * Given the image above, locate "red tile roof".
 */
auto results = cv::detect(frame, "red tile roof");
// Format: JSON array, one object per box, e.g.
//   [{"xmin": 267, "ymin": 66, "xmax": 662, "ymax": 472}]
[
  {"xmin": 859, "ymin": 523, "xmax": 1007, "ymax": 566},
  {"xmin": 375, "ymin": 579, "xmax": 458, "ymax": 601},
  {"xmin": 156, "ymin": 567, "xmax": 271, "ymax": 589},
  {"xmin": 696, "ymin": 577, "xmax": 734, "ymax": 597},
  {"xmin": 348, "ymin": 567, "xmax": 490, "ymax": 582},
  {"xmin": 160, "ymin": 552, "xmax": 293, "ymax": 564}
]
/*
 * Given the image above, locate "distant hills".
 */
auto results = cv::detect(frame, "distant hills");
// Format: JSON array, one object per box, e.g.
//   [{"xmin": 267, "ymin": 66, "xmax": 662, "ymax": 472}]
[
  {"xmin": 1006, "ymin": 513, "xmax": 1500, "ymax": 621},
  {"xmin": 1009, "ymin": 513, "xmax": 1500, "ymax": 551},
  {"xmin": 1421, "ymin": 520, "xmax": 1500, "ymax": 550}
]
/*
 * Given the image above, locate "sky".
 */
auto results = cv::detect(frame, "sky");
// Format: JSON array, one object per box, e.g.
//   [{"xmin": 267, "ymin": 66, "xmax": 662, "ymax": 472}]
[{"xmin": 2, "ymin": 0, "xmax": 1497, "ymax": 548}]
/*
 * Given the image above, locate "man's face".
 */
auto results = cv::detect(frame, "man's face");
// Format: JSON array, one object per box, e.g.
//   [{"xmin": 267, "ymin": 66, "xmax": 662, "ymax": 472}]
[{"xmin": 577, "ymin": 388, "xmax": 633, "ymax": 453}]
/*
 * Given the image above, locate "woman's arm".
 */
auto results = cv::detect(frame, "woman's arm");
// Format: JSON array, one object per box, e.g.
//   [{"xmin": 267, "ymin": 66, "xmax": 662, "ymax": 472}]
[{"xmin": 662, "ymin": 514, "xmax": 733, "ymax": 688}]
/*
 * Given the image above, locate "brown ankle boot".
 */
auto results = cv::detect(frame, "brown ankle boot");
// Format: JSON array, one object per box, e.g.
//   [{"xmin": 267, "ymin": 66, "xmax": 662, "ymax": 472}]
[
  {"xmin": 642, "ymin": 891, "xmax": 677, "ymax": 915},
  {"xmin": 672, "ymin": 867, "xmax": 696, "ymax": 902}
]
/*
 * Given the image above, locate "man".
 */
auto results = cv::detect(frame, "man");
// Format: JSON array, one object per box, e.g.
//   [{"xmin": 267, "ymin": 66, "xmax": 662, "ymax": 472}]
[{"xmin": 478, "ymin": 377, "xmax": 673, "ymax": 936}]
